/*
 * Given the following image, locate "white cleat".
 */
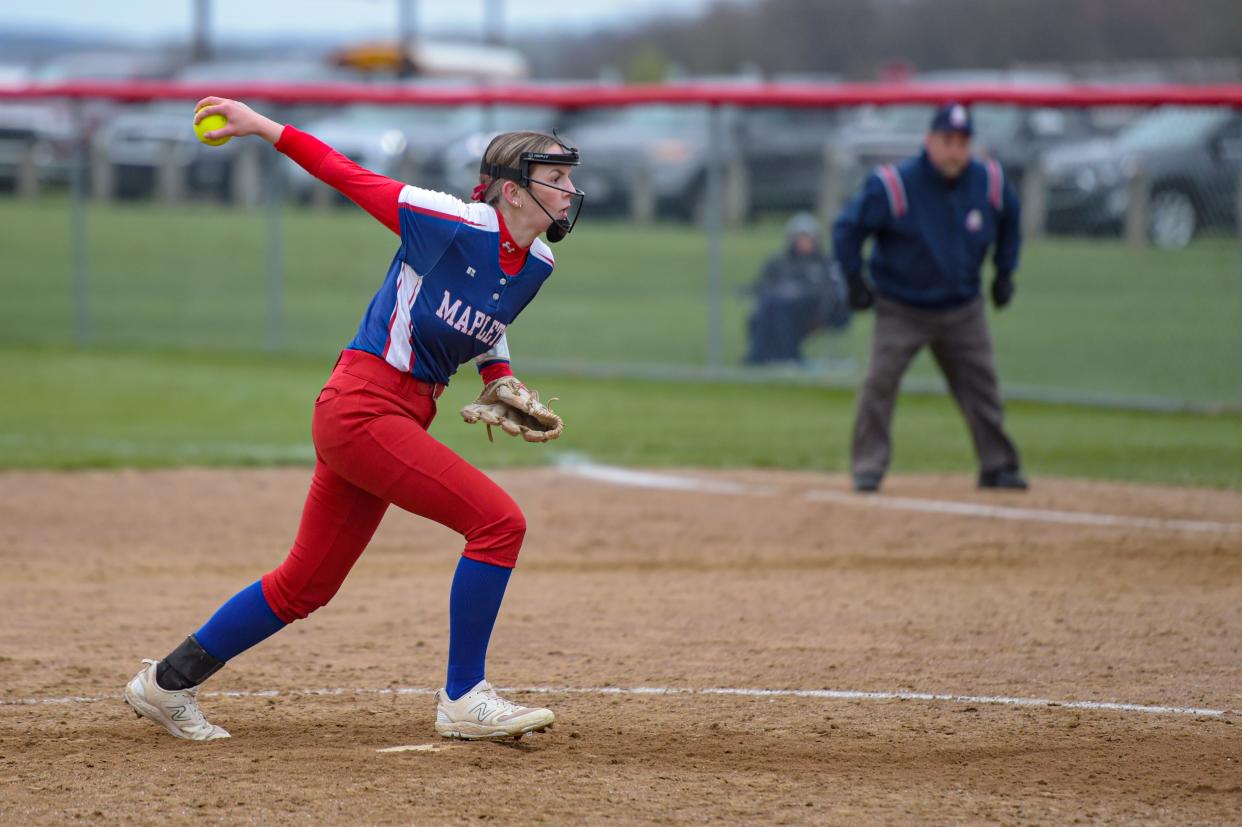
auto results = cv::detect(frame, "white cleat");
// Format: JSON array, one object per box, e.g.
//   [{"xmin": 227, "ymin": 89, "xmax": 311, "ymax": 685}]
[
  {"xmin": 435, "ymin": 680, "xmax": 555, "ymax": 741},
  {"xmin": 123, "ymin": 659, "xmax": 230, "ymax": 741}
]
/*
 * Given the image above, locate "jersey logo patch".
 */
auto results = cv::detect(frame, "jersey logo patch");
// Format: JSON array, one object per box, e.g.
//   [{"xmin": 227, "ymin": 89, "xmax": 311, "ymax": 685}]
[
  {"xmin": 466, "ymin": 266, "xmax": 476, "ymax": 277},
  {"xmin": 965, "ymin": 209, "xmax": 983, "ymax": 232}
]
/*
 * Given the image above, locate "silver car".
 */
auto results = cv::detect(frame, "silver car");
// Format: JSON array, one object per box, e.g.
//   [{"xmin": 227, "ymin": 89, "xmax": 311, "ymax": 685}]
[
  {"xmin": 100, "ymin": 59, "xmax": 362, "ymax": 200},
  {"xmin": 286, "ymin": 102, "xmax": 562, "ymax": 200}
]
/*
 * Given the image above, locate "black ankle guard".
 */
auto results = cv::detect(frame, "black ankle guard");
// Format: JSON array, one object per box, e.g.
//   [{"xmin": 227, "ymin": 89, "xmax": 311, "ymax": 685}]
[{"xmin": 156, "ymin": 635, "xmax": 225, "ymax": 691}]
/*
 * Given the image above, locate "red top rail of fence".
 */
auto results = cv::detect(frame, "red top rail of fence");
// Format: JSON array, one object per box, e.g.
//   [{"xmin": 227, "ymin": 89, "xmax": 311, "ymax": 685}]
[{"xmin": 2, "ymin": 81, "xmax": 1242, "ymax": 108}]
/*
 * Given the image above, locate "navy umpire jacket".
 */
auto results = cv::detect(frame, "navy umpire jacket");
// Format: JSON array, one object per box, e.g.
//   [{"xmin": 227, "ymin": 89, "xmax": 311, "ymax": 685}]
[{"xmin": 833, "ymin": 150, "xmax": 1021, "ymax": 310}]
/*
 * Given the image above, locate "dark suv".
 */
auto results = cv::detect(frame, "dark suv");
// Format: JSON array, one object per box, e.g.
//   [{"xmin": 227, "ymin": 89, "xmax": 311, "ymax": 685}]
[
  {"xmin": 827, "ymin": 101, "xmax": 1096, "ymax": 213},
  {"xmin": 562, "ymin": 102, "xmax": 841, "ymax": 221},
  {"xmin": 1042, "ymin": 106, "xmax": 1242, "ymax": 247}
]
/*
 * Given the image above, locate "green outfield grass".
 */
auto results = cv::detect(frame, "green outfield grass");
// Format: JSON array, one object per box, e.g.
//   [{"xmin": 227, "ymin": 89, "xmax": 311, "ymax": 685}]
[
  {"xmin": 3, "ymin": 346, "xmax": 1240, "ymax": 489},
  {"xmin": 2, "ymin": 197, "xmax": 1239, "ymax": 405},
  {"xmin": 3, "ymin": 196, "xmax": 1240, "ymax": 487}
]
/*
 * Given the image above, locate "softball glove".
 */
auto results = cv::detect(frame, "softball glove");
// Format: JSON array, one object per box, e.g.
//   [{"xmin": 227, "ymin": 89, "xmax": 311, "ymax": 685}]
[{"xmin": 460, "ymin": 377, "xmax": 563, "ymax": 443}]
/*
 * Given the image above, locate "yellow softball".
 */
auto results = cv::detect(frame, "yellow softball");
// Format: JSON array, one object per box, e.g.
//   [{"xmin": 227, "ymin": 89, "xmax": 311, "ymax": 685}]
[{"xmin": 194, "ymin": 106, "xmax": 231, "ymax": 147}]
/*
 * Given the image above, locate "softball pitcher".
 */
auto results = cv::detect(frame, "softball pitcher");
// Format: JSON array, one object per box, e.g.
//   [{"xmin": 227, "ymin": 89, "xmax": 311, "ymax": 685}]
[{"xmin": 123, "ymin": 96, "xmax": 583, "ymax": 741}]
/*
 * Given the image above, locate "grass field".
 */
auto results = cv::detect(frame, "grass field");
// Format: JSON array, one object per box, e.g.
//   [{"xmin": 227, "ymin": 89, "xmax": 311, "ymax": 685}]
[
  {"xmin": 3, "ymin": 195, "xmax": 1240, "ymax": 487},
  {"xmin": 3, "ymin": 346, "xmax": 1240, "ymax": 488},
  {"xmin": 2, "ymin": 196, "xmax": 1239, "ymax": 405}
]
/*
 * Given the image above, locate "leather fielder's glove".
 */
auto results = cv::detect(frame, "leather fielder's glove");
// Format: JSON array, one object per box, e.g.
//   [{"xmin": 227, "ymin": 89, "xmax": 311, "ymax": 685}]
[{"xmin": 460, "ymin": 377, "xmax": 563, "ymax": 443}]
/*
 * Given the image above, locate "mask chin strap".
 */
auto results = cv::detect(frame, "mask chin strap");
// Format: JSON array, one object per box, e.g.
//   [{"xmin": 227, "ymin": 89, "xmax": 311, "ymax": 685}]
[
  {"xmin": 479, "ymin": 137, "xmax": 584, "ymax": 244},
  {"xmin": 527, "ymin": 179, "xmax": 584, "ymax": 243}
]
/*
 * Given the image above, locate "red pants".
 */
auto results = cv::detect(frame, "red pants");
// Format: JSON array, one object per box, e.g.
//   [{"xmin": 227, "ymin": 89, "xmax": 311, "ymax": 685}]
[{"xmin": 261, "ymin": 350, "xmax": 526, "ymax": 623}]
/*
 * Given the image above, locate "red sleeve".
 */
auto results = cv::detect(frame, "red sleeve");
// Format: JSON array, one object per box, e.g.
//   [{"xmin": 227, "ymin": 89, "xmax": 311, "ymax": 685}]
[
  {"xmin": 479, "ymin": 362, "xmax": 514, "ymax": 385},
  {"xmin": 274, "ymin": 125, "xmax": 404, "ymax": 235}
]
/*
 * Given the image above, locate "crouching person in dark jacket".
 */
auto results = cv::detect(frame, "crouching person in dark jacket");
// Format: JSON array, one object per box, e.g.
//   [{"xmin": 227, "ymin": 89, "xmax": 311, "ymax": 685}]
[
  {"xmin": 833, "ymin": 102, "xmax": 1027, "ymax": 493},
  {"xmin": 746, "ymin": 212, "xmax": 850, "ymax": 365}
]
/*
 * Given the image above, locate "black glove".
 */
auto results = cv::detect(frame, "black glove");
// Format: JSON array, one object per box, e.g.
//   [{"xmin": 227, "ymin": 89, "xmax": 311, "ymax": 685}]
[
  {"xmin": 991, "ymin": 272, "xmax": 1014, "ymax": 309},
  {"xmin": 847, "ymin": 278, "xmax": 875, "ymax": 311}
]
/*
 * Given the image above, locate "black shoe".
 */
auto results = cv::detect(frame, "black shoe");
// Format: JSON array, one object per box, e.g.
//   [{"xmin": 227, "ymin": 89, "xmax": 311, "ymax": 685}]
[
  {"xmin": 978, "ymin": 468, "xmax": 1028, "ymax": 490},
  {"xmin": 853, "ymin": 473, "xmax": 882, "ymax": 493}
]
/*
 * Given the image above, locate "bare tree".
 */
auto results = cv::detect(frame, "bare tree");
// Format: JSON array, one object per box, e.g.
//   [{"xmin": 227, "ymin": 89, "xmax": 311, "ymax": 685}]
[{"xmin": 521, "ymin": 0, "xmax": 1242, "ymax": 80}]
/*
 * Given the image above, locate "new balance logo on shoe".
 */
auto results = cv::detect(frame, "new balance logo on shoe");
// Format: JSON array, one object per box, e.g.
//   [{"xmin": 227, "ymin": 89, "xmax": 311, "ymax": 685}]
[
  {"xmin": 122, "ymin": 660, "xmax": 230, "ymax": 741},
  {"xmin": 434, "ymin": 680, "xmax": 555, "ymax": 741}
]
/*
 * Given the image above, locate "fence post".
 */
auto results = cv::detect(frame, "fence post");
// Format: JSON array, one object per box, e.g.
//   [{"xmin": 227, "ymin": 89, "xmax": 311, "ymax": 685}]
[
  {"xmin": 703, "ymin": 105, "xmax": 725, "ymax": 371},
  {"xmin": 231, "ymin": 141, "xmax": 263, "ymax": 208},
  {"xmin": 723, "ymin": 153, "xmax": 750, "ymax": 226},
  {"xmin": 1020, "ymin": 159, "xmax": 1046, "ymax": 241},
  {"xmin": 396, "ymin": 152, "xmax": 419, "ymax": 188},
  {"xmin": 89, "ymin": 131, "xmax": 113, "ymax": 201},
  {"xmin": 16, "ymin": 140, "xmax": 41, "ymax": 199},
  {"xmin": 310, "ymin": 180, "xmax": 333, "ymax": 211},
  {"xmin": 156, "ymin": 140, "xmax": 185, "ymax": 204},
  {"xmin": 629, "ymin": 159, "xmax": 655, "ymax": 224},
  {"xmin": 1236, "ymin": 165, "xmax": 1242, "ymax": 403},
  {"xmin": 70, "ymin": 102, "xmax": 90, "ymax": 346},
  {"xmin": 817, "ymin": 143, "xmax": 853, "ymax": 231},
  {"xmin": 264, "ymin": 149, "xmax": 285, "ymax": 352},
  {"xmin": 1124, "ymin": 167, "xmax": 1150, "ymax": 248}
]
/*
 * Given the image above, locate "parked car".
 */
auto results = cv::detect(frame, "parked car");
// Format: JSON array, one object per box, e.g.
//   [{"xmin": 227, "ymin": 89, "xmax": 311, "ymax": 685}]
[
  {"xmin": 1042, "ymin": 106, "xmax": 1242, "ymax": 247},
  {"xmin": 282, "ymin": 102, "xmax": 561, "ymax": 200},
  {"xmin": 828, "ymin": 100, "xmax": 1095, "ymax": 211},
  {"xmin": 563, "ymin": 105, "xmax": 724, "ymax": 221},
  {"xmin": 33, "ymin": 50, "xmax": 180, "ymax": 86},
  {"xmin": 562, "ymin": 103, "xmax": 843, "ymax": 222},
  {"xmin": 426, "ymin": 105, "xmax": 572, "ymax": 200},
  {"xmin": 101, "ymin": 59, "xmax": 362, "ymax": 200},
  {"xmin": 101, "ymin": 100, "xmax": 211, "ymax": 198},
  {"xmin": 822, "ymin": 70, "xmax": 1095, "ymax": 213},
  {"xmin": 35, "ymin": 50, "xmax": 183, "ymax": 136},
  {"xmin": 0, "ymin": 65, "xmax": 76, "ymax": 189},
  {"xmin": 0, "ymin": 63, "xmax": 31, "ymax": 88},
  {"xmin": 0, "ymin": 52, "xmax": 182, "ymax": 189},
  {"xmin": 735, "ymin": 105, "xmax": 845, "ymax": 214}
]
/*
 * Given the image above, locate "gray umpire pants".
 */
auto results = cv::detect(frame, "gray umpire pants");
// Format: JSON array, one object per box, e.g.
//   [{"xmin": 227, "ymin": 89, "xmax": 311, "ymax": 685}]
[{"xmin": 851, "ymin": 295, "xmax": 1021, "ymax": 479}]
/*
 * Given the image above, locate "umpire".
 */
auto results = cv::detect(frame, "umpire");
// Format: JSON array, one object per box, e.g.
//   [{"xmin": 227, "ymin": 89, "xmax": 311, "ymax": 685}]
[{"xmin": 833, "ymin": 102, "xmax": 1027, "ymax": 493}]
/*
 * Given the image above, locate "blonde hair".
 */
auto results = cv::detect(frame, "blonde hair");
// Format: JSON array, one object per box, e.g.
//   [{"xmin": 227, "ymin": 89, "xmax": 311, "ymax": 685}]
[{"xmin": 477, "ymin": 131, "xmax": 563, "ymax": 205}]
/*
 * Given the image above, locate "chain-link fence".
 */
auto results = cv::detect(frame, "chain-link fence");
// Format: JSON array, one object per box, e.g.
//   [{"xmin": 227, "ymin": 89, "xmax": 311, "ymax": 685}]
[{"xmin": 2, "ymin": 86, "xmax": 1240, "ymax": 410}]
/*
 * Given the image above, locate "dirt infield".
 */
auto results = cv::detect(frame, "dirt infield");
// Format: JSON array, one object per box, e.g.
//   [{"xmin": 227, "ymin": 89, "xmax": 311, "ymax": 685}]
[{"xmin": 1, "ymin": 467, "xmax": 1240, "ymax": 825}]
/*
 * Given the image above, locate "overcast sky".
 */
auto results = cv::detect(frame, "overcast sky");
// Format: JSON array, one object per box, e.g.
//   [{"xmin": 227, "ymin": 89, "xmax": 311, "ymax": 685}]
[{"xmin": 4, "ymin": 0, "xmax": 726, "ymax": 41}]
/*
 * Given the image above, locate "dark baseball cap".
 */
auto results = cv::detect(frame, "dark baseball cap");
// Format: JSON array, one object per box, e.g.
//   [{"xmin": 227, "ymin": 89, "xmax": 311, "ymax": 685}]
[{"xmin": 930, "ymin": 102, "xmax": 973, "ymax": 135}]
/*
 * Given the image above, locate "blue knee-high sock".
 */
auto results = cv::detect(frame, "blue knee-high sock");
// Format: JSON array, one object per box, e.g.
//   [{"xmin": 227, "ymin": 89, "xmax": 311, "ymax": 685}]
[
  {"xmin": 446, "ymin": 557, "xmax": 512, "ymax": 700},
  {"xmin": 194, "ymin": 580, "xmax": 288, "ymax": 662}
]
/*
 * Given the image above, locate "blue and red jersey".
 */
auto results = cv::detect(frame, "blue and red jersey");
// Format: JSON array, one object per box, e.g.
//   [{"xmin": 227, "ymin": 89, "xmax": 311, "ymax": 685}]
[{"xmin": 276, "ymin": 126, "xmax": 554, "ymax": 385}]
